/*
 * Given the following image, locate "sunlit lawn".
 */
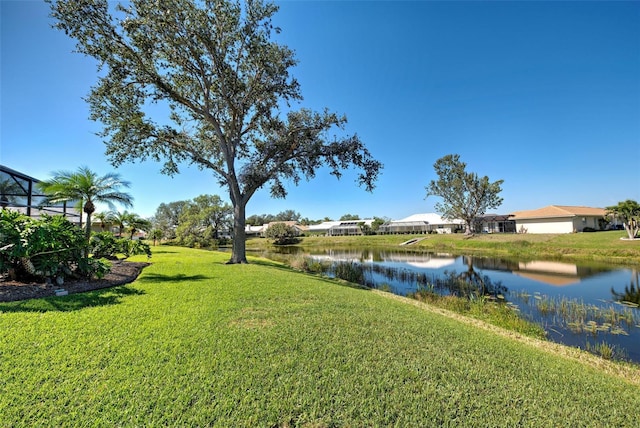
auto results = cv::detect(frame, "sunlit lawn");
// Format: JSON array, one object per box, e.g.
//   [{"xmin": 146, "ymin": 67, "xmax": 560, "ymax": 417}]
[{"xmin": 1, "ymin": 246, "xmax": 639, "ymax": 426}]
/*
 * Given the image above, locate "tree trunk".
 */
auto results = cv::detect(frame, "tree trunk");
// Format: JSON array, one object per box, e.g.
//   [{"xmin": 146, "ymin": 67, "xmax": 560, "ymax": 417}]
[
  {"xmin": 229, "ymin": 201, "xmax": 248, "ymax": 264},
  {"xmin": 85, "ymin": 212, "xmax": 93, "ymax": 239},
  {"xmin": 464, "ymin": 221, "xmax": 473, "ymax": 235},
  {"xmin": 84, "ymin": 200, "xmax": 95, "ymax": 239}
]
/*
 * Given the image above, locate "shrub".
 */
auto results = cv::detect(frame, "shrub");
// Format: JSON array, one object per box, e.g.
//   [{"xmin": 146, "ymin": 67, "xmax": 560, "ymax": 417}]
[
  {"xmin": 90, "ymin": 231, "xmax": 152, "ymax": 259},
  {"xmin": 90, "ymin": 232, "xmax": 122, "ymax": 259},
  {"xmin": 0, "ymin": 211, "xmax": 109, "ymax": 281},
  {"xmin": 264, "ymin": 223, "xmax": 300, "ymax": 245}
]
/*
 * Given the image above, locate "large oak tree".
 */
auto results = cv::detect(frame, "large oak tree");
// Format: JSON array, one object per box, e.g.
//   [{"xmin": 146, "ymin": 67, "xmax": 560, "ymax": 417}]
[
  {"xmin": 49, "ymin": 0, "xmax": 382, "ymax": 263},
  {"xmin": 425, "ymin": 154, "xmax": 503, "ymax": 235}
]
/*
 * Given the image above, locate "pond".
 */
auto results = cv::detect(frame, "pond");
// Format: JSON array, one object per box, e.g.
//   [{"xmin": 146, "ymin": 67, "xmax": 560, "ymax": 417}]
[{"xmin": 250, "ymin": 246, "xmax": 640, "ymax": 364}]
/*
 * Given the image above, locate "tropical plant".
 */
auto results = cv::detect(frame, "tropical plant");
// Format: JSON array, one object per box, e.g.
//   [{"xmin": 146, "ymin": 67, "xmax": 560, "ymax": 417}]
[
  {"xmin": 49, "ymin": 0, "xmax": 382, "ymax": 264},
  {"xmin": 37, "ymin": 166, "xmax": 133, "ymax": 238},
  {"xmin": 125, "ymin": 213, "xmax": 152, "ymax": 240},
  {"xmin": 93, "ymin": 211, "xmax": 115, "ymax": 232},
  {"xmin": 0, "ymin": 210, "xmax": 110, "ymax": 282},
  {"xmin": 111, "ymin": 210, "xmax": 134, "ymax": 237},
  {"xmin": 606, "ymin": 199, "xmax": 640, "ymax": 239},
  {"xmin": 425, "ymin": 154, "xmax": 504, "ymax": 235},
  {"xmin": 90, "ymin": 231, "xmax": 152, "ymax": 260}
]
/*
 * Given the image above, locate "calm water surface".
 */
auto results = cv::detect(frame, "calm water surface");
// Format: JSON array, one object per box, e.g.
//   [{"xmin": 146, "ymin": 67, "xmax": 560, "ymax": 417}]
[{"xmin": 255, "ymin": 247, "xmax": 640, "ymax": 363}]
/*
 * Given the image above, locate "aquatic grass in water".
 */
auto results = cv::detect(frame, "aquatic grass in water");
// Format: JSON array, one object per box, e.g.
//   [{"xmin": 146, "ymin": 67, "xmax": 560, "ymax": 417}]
[
  {"xmin": 584, "ymin": 341, "xmax": 627, "ymax": 361},
  {"xmin": 514, "ymin": 291, "xmax": 639, "ymax": 339},
  {"xmin": 333, "ymin": 261, "xmax": 365, "ymax": 284},
  {"xmin": 409, "ymin": 288, "xmax": 546, "ymax": 339}
]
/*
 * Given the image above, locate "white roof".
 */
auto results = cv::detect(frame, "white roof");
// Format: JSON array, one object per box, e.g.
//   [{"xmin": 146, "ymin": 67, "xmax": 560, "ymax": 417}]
[
  {"xmin": 308, "ymin": 219, "xmax": 375, "ymax": 231},
  {"xmin": 307, "ymin": 221, "xmax": 342, "ymax": 231},
  {"xmin": 394, "ymin": 213, "xmax": 464, "ymax": 225}
]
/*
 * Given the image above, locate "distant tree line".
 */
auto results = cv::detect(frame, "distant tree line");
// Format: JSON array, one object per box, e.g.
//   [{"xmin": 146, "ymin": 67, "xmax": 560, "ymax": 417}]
[{"xmin": 151, "ymin": 195, "xmax": 233, "ymax": 249}]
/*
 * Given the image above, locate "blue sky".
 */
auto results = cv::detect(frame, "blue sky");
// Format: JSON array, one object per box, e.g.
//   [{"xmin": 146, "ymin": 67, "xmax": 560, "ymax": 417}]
[{"xmin": 2, "ymin": 0, "xmax": 639, "ymax": 221}]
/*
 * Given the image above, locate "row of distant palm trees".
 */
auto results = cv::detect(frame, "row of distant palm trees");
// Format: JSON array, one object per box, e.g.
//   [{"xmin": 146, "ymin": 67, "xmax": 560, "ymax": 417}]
[{"xmin": 93, "ymin": 210, "xmax": 151, "ymax": 239}]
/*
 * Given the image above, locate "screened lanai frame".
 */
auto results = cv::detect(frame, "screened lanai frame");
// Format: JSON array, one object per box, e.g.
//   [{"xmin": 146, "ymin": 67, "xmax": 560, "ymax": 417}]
[
  {"xmin": 378, "ymin": 221, "xmax": 431, "ymax": 234},
  {"xmin": 0, "ymin": 165, "xmax": 80, "ymax": 222}
]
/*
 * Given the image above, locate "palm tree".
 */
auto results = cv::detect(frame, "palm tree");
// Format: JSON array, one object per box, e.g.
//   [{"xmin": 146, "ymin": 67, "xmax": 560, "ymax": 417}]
[
  {"xmin": 93, "ymin": 211, "xmax": 115, "ymax": 232},
  {"xmin": 126, "ymin": 213, "xmax": 152, "ymax": 240},
  {"xmin": 111, "ymin": 210, "xmax": 134, "ymax": 237},
  {"xmin": 606, "ymin": 200, "xmax": 640, "ymax": 240},
  {"xmin": 110, "ymin": 210, "xmax": 151, "ymax": 239},
  {"xmin": 37, "ymin": 166, "xmax": 133, "ymax": 238}
]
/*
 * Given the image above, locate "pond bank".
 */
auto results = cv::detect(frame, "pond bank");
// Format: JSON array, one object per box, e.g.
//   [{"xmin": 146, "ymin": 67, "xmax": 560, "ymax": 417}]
[{"xmin": 247, "ymin": 231, "xmax": 640, "ymax": 266}]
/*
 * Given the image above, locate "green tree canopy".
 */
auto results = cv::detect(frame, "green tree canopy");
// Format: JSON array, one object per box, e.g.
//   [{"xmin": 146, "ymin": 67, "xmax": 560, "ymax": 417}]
[
  {"xmin": 152, "ymin": 200, "xmax": 190, "ymax": 240},
  {"xmin": 246, "ymin": 210, "xmax": 301, "ymax": 226},
  {"xmin": 175, "ymin": 194, "xmax": 233, "ymax": 248},
  {"xmin": 37, "ymin": 166, "xmax": 133, "ymax": 238},
  {"xmin": 49, "ymin": 0, "xmax": 382, "ymax": 263},
  {"xmin": 340, "ymin": 214, "xmax": 360, "ymax": 221},
  {"xmin": 264, "ymin": 222, "xmax": 299, "ymax": 245},
  {"xmin": 606, "ymin": 199, "xmax": 640, "ymax": 239},
  {"xmin": 425, "ymin": 154, "xmax": 503, "ymax": 235}
]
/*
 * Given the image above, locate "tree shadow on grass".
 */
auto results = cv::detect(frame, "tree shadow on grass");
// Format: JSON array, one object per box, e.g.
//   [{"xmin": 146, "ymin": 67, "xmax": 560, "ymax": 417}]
[
  {"xmin": 249, "ymin": 258, "xmax": 289, "ymax": 269},
  {"xmin": 150, "ymin": 249, "xmax": 179, "ymax": 254},
  {"xmin": 137, "ymin": 273, "xmax": 212, "ymax": 283},
  {"xmin": 0, "ymin": 286, "xmax": 145, "ymax": 314}
]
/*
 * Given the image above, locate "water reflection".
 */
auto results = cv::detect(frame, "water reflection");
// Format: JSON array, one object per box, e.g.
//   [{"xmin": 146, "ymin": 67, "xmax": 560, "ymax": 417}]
[
  {"xmin": 297, "ymin": 248, "xmax": 616, "ymax": 289},
  {"xmin": 263, "ymin": 246, "xmax": 640, "ymax": 363},
  {"xmin": 611, "ymin": 269, "xmax": 640, "ymax": 306},
  {"xmin": 444, "ymin": 256, "xmax": 508, "ymax": 298}
]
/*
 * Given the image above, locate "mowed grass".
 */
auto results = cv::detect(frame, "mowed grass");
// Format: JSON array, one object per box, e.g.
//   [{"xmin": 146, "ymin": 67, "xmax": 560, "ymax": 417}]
[{"xmin": 1, "ymin": 247, "xmax": 639, "ymax": 426}]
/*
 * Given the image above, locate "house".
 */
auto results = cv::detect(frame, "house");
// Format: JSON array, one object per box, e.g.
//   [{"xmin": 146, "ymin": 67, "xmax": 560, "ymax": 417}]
[
  {"xmin": 307, "ymin": 221, "xmax": 343, "ymax": 235},
  {"xmin": 0, "ymin": 164, "xmax": 81, "ymax": 224},
  {"xmin": 510, "ymin": 205, "xmax": 606, "ymax": 234},
  {"xmin": 245, "ymin": 224, "xmax": 265, "ymax": 236},
  {"xmin": 379, "ymin": 213, "xmax": 464, "ymax": 234},
  {"xmin": 306, "ymin": 219, "xmax": 376, "ymax": 236},
  {"xmin": 327, "ymin": 219, "xmax": 375, "ymax": 236},
  {"xmin": 473, "ymin": 214, "xmax": 516, "ymax": 234}
]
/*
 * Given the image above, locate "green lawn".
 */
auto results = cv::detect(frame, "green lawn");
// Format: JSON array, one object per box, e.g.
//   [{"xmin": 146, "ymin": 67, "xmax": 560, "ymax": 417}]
[{"xmin": 1, "ymin": 246, "xmax": 639, "ymax": 426}]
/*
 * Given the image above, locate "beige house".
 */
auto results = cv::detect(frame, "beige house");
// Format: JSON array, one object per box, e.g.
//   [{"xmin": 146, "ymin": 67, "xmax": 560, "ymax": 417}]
[{"xmin": 511, "ymin": 205, "xmax": 606, "ymax": 234}]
